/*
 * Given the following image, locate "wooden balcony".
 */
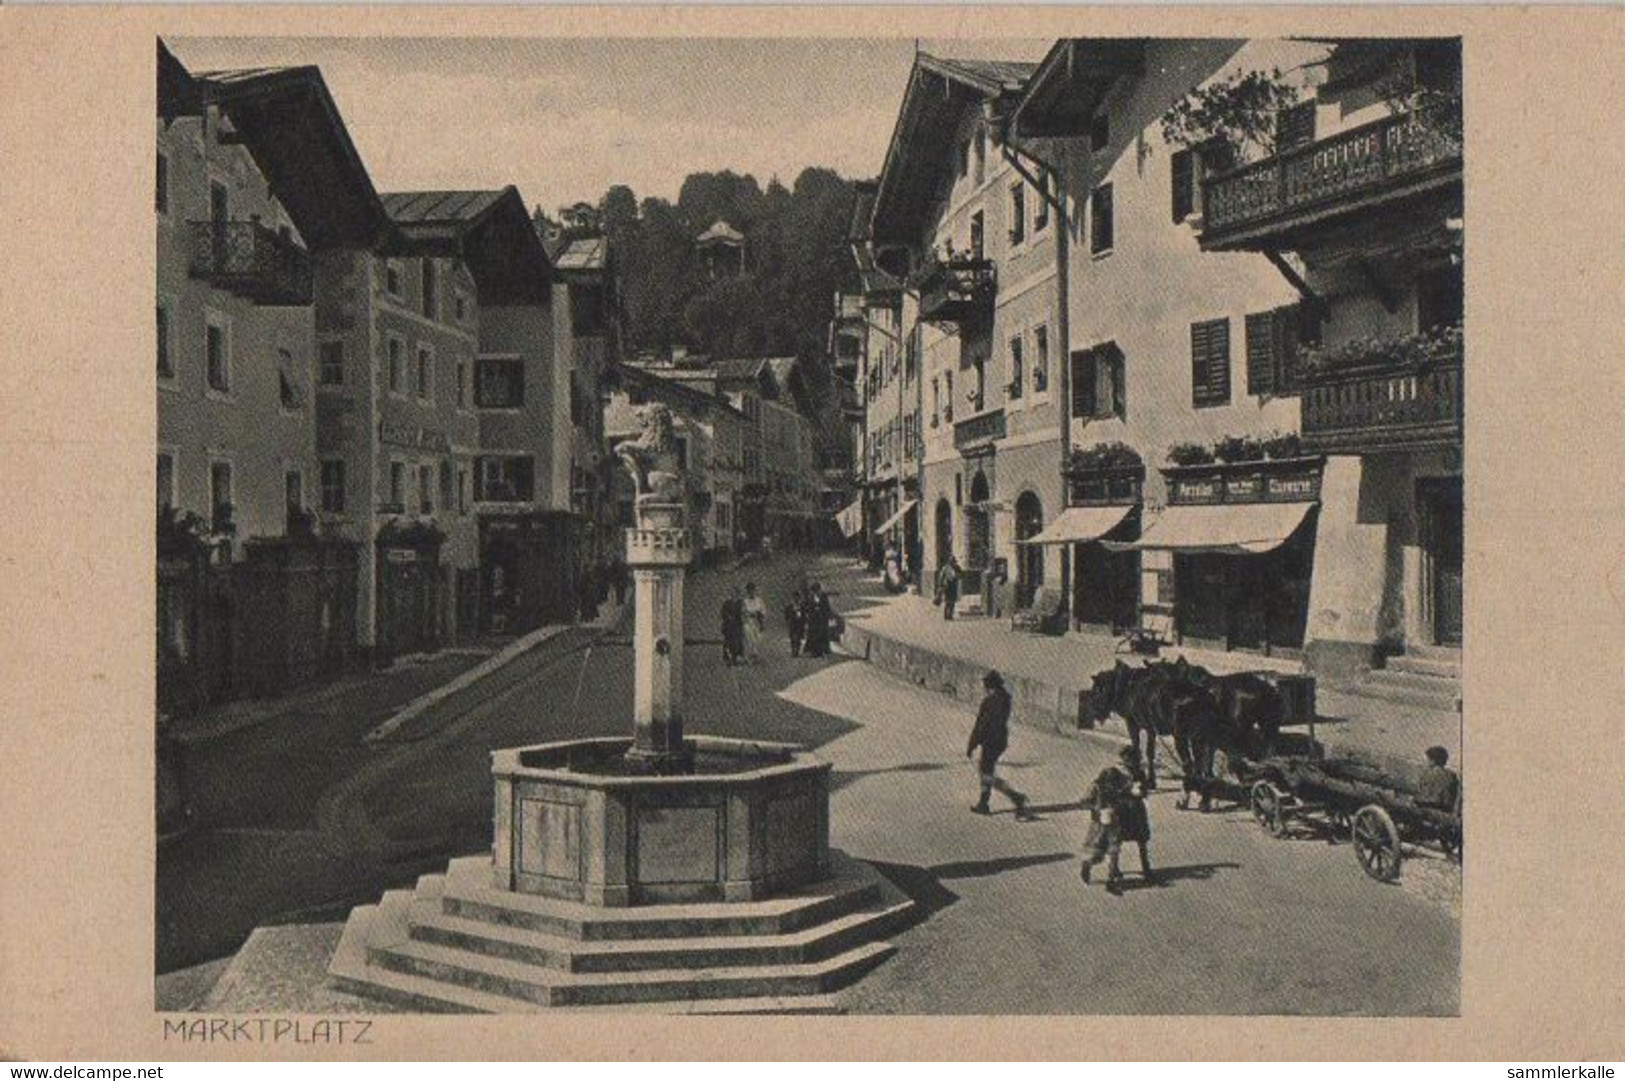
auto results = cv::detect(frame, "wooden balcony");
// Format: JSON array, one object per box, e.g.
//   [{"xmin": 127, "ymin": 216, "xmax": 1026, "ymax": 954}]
[
  {"xmin": 189, "ymin": 220, "xmax": 313, "ymax": 305},
  {"xmin": 1198, "ymin": 101, "xmax": 1462, "ymax": 252},
  {"xmin": 1300, "ymin": 349, "xmax": 1462, "ymax": 454},
  {"xmin": 953, "ymin": 407, "xmax": 1006, "ymax": 453},
  {"xmin": 915, "ymin": 257, "xmax": 996, "ymax": 327}
]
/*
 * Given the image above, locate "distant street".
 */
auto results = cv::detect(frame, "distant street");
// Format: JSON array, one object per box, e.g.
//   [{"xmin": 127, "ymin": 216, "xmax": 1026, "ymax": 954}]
[{"xmin": 160, "ymin": 551, "xmax": 1458, "ymax": 1014}]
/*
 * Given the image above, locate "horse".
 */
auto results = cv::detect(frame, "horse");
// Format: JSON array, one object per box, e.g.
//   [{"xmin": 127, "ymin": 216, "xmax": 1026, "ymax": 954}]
[{"xmin": 1086, "ymin": 658, "xmax": 1280, "ymax": 809}]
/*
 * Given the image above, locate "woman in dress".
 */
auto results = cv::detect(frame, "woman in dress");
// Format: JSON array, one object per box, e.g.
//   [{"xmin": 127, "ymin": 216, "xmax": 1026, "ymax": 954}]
[{"xmin": 742, "ymin": 581, "xmax": 766, "ymax": 662}]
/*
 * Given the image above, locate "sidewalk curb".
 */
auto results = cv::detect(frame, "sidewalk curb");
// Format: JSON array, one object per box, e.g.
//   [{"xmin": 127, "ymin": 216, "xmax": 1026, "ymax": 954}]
[{"xmin": 363, "ymin": 625, "xmax": 570, "ymax": 745}]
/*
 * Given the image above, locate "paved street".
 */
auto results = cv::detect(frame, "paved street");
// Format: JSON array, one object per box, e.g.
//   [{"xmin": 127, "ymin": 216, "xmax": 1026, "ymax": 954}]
[{"xmin": 161, "ymin": 551, "xmax": 1457, "ymax": 1013}]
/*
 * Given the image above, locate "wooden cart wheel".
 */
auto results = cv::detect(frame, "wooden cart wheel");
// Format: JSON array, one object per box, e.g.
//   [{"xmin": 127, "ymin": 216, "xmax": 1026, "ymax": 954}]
[
  {"xmin": 1353, "ymin": 804, "xmax": 1402, "ymax": 882},
  {"xmin": 1251, "ymin": 781, "xmax": 1287, "ymax": 837}
]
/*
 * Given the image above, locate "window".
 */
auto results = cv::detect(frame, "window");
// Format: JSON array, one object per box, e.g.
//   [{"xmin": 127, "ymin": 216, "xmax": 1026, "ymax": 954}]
[
  {"xmin": 931, "ymin": 376, "xmax": 940, "ymax": 426},
  {"xmin": 476, "ymin": 358, "xmax": 525, "ymax": 408},
  {"xmin": 209, "ymin": 181, "xmax": 229, "ymax": 224},
  {"xmin": 1418, "ymin": 263, "xmax": 1465, "ymax": 331},
  {"xmin": 477, "ymin": 456, "xmax": 535, "ymax": 502},
  {"xmin": 1070, "ymin": 342, "xmax": 1125, "ymax": 421},
  {"xmin": 320, "ymin": 459, "xmax": 346, "ymax": 513},
  {"xmin": 387, "ymin": 337, "xmax": 405, "ymax": 393},
  {"xmin": 205, "ymin": 318, "xmax": 229, "ymax": 393},
  {"xmin": 278, "ymin": 351, "xmax": 301, "ymax": 411},
  {"xmin": 157, "ymin": 303, "xmax": 172, "ymax": 379},
  {"xmin": 388, "ymin": 461, "xmax": 406, "ymax": 509},
  {"xmin": 457, "ymin": 467, "xmax": 468, "ymax": 514},
  {"xmin": 209, "ymin": 462, "xmax": 232, "ymax": 531},
  {"xmin": 421, "ymin": 260, "xmax": 438, "ymax": 319},
  {"xmin": 320, "ymin": 340, "xmax": 345, "ymax": 386},
  {"xmin": 958, "ymin": 139, "xmax": 970, "ymax": 179},
  {"xmin": 970, "ymin": 211, "xmax": 985, "ymax": 259},
  {"xmin": 1009, "ymin": 183, "xmax": 1026, "ymax": 246},
  {"xmin": 418, "ymin": 464, "xmax": 434, "ymax": 514},
  {"xmin": 971, "ymin": 359, "xmax": 986, "ymax": 412},
  {"xmin": 415, "ymin": 345, "xmax": 433, "ymax": 400},
  {"xmin": 943, "ymin": 371, "xmax": 954, "ymax": 422},
  {"xmin": 1171, "ymin": 148, "xmax": 1196, "ymax": 223},
  {"xmin": 1033, "ymin": 326, "xmax": 1050, "ymax": 393},
  {"xmin": 1008, "ymin": 336, "xmax": 1024, "ymax": 400},
  {"xmin": 1246, "ymin": 304, "xmax": 1312, "ymax": 397},
  {"xmin": 1191, "ymin": 318, "xmax": 1232, "ymax": 407},
  {"xmin": 157, "ymin": 453, "xmax": 175, "ymax": 510},
  {"xmin": 1034, "ymin": 173, "xmax": 1050, "ymax": 233},
  {"xmin": 1089, "ymin": 114, "xmax": 1110, "ymax": 153},
  {"xmin": 1090, "ymin": 183, "xmax": 1114, "ymax": 255},
  {"xmin": 155, "ymin": 153, "xmax": 169, "ymax": 215},
  {"xmin": 285, "ymin": 470, "xmax": 304, "ymax": 524},
  {"xmin": 454, "ymin": 293, "xmax": 468, "ymax": 322},
  {"xmin": 973, "ymin": 129, "xmax": 986, "ymax": 185},
  {"xmin": 385, "ymin": 261, "xmax": 403, "ymax": 298},
  {"xmin": 439, "ymin": 461, "xmax": 453, "ymax": 511},
  {"xmin": 456, "ymin": 361, "xmax": 468, "ymax": 408},
  {"xmin": 570, "ymin": 371, "xmax": 585, "ymax": 426},
  {"xmin": 673, "ymin": 436, "xmax": 689, "ymax": 470}
]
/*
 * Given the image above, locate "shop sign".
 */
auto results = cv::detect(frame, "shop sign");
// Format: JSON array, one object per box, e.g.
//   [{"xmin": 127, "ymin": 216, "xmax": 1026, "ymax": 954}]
[
  {"xmin": 380, "ymin": 419, "xmax": 450, "ymax": 453},
  {"xmin": 385, "ymin": 548, "xmax": 418, "ymax": 563}
]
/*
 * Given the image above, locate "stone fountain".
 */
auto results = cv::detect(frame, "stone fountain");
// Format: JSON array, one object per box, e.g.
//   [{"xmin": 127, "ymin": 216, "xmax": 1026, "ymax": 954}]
[{"xmin": 327, "ymin": 404, "xmax": 910, "ymax": 1012}]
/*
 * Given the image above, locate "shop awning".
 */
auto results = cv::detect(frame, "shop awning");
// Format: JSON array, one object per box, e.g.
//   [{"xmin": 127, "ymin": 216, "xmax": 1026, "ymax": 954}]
[
  {"xmin": 872, "ymin": 500, "xmax": 918, "ymax": 535},
  {"xmin": 1102, "ymin": 501, "xmax": 1316, "ymax": 555},
  {"xmin": 1017, "ymin": 505, "xmax": 1136, "ymax": 545},
  {"xmin": 835, "ymin": 499, "xmax": 865, "ymax": 539}
]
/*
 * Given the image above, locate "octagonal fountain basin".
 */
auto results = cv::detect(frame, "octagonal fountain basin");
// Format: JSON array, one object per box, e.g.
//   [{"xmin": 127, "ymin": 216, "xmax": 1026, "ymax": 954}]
[{"xmin": 491, "ymin": 737, "xmax": 831, "ymax": 907}]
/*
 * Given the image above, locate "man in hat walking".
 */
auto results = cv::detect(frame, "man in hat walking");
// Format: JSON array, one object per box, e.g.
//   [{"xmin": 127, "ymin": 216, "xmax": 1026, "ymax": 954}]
[
  {"xmin": 1081, "ymin": 745, "xmax": 1157, "ymax": 893},
  {"xmin": 965, "ymin": 670, "xmax": 1033, "ymax": 819}
]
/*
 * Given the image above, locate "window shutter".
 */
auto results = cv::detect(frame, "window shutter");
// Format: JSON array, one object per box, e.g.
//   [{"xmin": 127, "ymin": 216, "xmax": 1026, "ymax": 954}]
[
  {"xmin": 1171, "ymin": 148, "xmax": 1194, "ymax": 223},
  {"xmin": 1276, "ymin": 101, "xmax": 1317, "ymax": 151},
  {"xmin": 1071, "ymin": 349, "xmax": 1097, "ymax": 419},
  {"xmin": 1191, "ymin": 319, "xmax": 1231, "ymax": 407},
  {"xmin": 1245, "ymin": 310, "xmax": 1277, "ymax": 397}
]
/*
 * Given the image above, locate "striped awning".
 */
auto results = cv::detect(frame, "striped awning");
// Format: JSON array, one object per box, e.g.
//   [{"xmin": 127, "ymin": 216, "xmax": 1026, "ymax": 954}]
[
  {"xmin": 873, "ymin": 500, "xmax": 918, "ymax": 535},
  {"xmin": 1017, "ymin": 504, "xmax": 1135, "ymax": 545},
  {"xmin": 1102, "ymin": 501, "xmax": 1316, "ymax": 555}
]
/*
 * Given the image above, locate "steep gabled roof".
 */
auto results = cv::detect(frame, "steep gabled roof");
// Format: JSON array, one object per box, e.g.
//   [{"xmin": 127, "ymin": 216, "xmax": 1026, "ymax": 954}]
[
  {"xmin": 167, "ymin": 44, "xmax": 393, "ymax": 251},
  {"xmin": 382, "ymin": 186, "xmax": 552, "ymax": 304},
  {"xmin": 871, "ymin": 52, "xmax": 1038, "ymax": 246},
  {"xmin": 1011, "ymin": 39, "xmax": 1148, "ymax": 141},
  {"xmin": 555, "ymin": 236, "xmax": 608, "ymax": 273}
]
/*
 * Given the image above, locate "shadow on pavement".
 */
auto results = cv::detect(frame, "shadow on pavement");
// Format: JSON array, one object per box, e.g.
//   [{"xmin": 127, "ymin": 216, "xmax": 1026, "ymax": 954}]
[
  {"xmin": 830, "ymin": 760, "xmax": 952, "ymax": 792},
  {"xmin": 1107, "ymin": 861, "xmax": 1241, "ymax": 894}
]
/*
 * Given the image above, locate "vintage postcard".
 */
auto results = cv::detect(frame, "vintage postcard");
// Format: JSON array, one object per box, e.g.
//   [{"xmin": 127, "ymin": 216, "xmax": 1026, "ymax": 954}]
[{"xmin": 1, "ymin": 2, "xmax": 1623, "ymax": 1062}]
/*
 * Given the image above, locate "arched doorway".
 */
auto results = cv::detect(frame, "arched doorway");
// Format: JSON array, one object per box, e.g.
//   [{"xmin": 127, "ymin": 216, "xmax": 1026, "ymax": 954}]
[
  {"xmin": 966, "ymin": 471, "xmax": 992, "ymax": 574},
  {"xmin": 934, "ymin": 498, "xmax": 953, "ymax": 574},
  {"xmin": 1014, "ymin": 490, "xmax": 1044, "ymax": 607}
]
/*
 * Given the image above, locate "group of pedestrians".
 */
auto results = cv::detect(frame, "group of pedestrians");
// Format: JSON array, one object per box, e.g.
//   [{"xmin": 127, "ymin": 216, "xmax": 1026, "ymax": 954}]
[
  {"xmin": 719, "ymin": 579, "xmax": 838, "ymax": 665},
  {"xmin": 964, "ymin": 668, "xmax": 1158, "ymax": 897},
  {"xmin": 720, "ymin": 582, "xmax": 767, "ymax": 665}
]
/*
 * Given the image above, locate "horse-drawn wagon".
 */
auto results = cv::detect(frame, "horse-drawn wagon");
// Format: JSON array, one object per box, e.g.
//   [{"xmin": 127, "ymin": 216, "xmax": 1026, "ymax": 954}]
[{"xmin": 1245, "ymin": 755, "xmax": 1462, "ymax": 882}]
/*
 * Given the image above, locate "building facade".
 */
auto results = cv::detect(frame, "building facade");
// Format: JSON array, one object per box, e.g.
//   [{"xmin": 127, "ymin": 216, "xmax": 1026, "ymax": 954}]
[{"xmin": 1192, "ymin": 38, "xmax": 1464, "ymax": 676}]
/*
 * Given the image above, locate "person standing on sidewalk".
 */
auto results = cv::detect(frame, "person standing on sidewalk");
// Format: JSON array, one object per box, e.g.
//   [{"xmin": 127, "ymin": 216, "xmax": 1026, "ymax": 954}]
[
  {"xmin": 966, "ymin": 670, "xmax": 1033, "ymax": 819},
  {"xmin": 784, "ymin": 585, "xmax": 807, "ymax": 657},
  {"xmin": 720, "ymin": 587, "xmax": 746, "ymax": 666},
  {"xmin": 803, "ymin": 582, "xmax": 834, "ymax": 658},
  {"xmin": 937, "ymin": 557, "xmax": 961, "ymax": 621},
  {"xmin": 1080, "ymin": 746, "xmax": 1156, "ymax": 893},
  {"xmin": 743, "ymin": 581, "xmax": 766, "ymax": 662}
]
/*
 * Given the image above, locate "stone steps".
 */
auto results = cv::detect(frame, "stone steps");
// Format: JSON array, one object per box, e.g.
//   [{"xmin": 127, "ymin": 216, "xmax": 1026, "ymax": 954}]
[
  {"xmin": 1385, "ymin": 653, "xmax": 1461, "ymax": 681},
  {"xmin": 410, "ymin": 891, "xmax": 912, "ymax": 974},
  {"xmin": 329, "ymin": 905, "xmax": 849, "ymax": 1014},
  {"xmin": 328, "ymin": 851, "xmax": 910, "ymax": 1013}
]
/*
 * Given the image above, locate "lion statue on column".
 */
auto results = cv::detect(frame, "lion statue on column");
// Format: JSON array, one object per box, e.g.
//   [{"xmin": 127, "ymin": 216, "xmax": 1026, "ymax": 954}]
[{"xmin": 615, "ymin": 403, "xmax": 684, "ymax": 506}]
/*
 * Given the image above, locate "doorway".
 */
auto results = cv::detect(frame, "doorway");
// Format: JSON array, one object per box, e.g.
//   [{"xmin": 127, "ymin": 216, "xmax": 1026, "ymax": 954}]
[
  {"xmin": 1419, "ymin": 478, "xmax": 1463, "ymax": 646},
  {"xmin": 1014, "ymin": 490, "xmax": 1044, "ymax": 607},
  {"xmin": 934, "ymin": 498, "xmax": 953, "ymax": 576},
  {"xmin": 966, "ymin": 471, "xmax": 992, "ymax": 574}
]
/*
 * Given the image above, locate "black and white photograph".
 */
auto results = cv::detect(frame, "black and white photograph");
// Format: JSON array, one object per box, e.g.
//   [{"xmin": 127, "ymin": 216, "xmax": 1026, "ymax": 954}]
[{"xmin": 146, "ymin": 31, "xmax": 1470, "ymax": 1018}]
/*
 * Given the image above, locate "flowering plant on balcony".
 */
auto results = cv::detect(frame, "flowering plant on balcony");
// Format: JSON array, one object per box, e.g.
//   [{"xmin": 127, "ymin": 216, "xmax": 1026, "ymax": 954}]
[
  {"xmin": 1297, "ymin": 323, "xmax": 1463, "ymax": 380},
  {"xmin": 1166, "ymin": 442, "xmax": 1216, "ymax": 467},
  {"xmin": 1066, "ymin": 441, "xmax": 1143, "ymax": 474},
  {"xmin": 1213, "ymin": 434, "xmax": 1267, "ymax": 464},
  {"xmin": 1159, "ymin": 68, "xmax": 1302, "ymax": 163}
]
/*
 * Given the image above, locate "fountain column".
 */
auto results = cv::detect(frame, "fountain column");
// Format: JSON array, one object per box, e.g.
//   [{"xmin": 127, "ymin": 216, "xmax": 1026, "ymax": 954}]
[{"xmin": 625, "ymin": 501, "xmax": 692, "ymax": 771}]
